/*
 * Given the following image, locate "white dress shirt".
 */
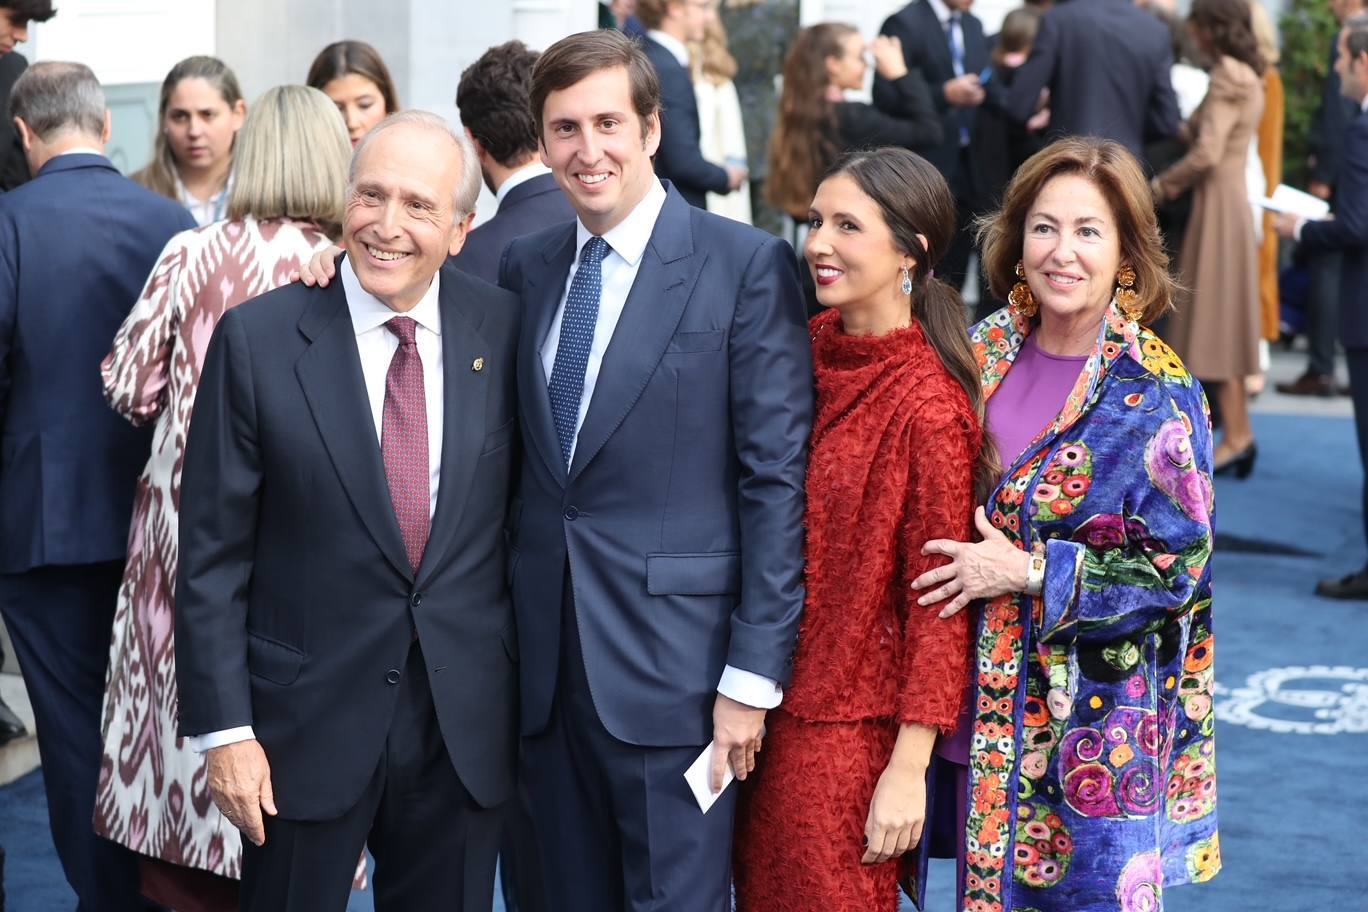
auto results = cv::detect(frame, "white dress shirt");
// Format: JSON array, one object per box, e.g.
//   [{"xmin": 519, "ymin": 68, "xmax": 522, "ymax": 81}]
[
  {"xmin": 646, "ymin": 29, "xmax": 690, "ymax": 68},
  {"xmin": 176, "ymin": 171, "xmax": 234, "ymax": 228},
  {"xmin": 538, "ymin": 178, "xmax": 782, "ymax": 710},
  {"xmin": 495, "ymin": 162, "xmax": 553, "ymax": 210},
  {"xmin": 190, "ymin": 258, "xmax": 446, "ymax": 752}
]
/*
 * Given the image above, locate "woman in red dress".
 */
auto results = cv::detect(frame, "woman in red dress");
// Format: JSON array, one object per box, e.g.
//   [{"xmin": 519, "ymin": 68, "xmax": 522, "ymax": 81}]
[{"xmin": 733, "ymin": 147, "xmax": 994, "ymax": 911}]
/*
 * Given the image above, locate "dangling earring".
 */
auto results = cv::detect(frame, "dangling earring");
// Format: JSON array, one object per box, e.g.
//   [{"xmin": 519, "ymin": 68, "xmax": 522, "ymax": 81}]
[
  {"xmin": 900, "ymin": 265, "xmax": 913, "ymax": 296},
  {"xmin": 1008, "ymin": 261, "xmax": 1038, "ymax": 318},
  {"xmin": 1115, "ymin": 263, "xmax": 1142, "ymax": 321}
]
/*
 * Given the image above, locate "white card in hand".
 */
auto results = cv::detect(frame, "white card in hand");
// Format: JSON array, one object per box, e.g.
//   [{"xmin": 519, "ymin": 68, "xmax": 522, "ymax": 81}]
[{"xmin": 683, "ymin": 742, "xmax": 734, "ymax": 813}]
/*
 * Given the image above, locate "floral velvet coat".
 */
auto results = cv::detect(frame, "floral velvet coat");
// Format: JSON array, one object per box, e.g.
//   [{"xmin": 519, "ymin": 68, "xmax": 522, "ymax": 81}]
[{"xmin": 960, "ymin": 304, "xmax": 1219, "ymax": 912}]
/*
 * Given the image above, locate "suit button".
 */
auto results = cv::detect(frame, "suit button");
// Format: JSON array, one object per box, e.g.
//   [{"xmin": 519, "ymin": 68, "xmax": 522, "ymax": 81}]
[
  {"xmin": 410, "ymin": 591, "xmax": 423, "ymax": 608},
  {"xmin": 564, "ymin": 506, "xmax": 579, "ymax": 521},
  {"xmin": 386, "ymin": 669, "xmax": 401, "ymax": 685}
]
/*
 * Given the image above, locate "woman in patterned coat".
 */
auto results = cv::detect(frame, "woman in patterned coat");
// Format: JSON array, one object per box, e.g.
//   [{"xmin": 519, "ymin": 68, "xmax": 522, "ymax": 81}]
[
  {"xmin": 911, "ymin": 137, "xmax": 1219, "ymax": 912},
  {"xmin": 94, "ymin": 85, "xmax": 352, "ymax": 910}
]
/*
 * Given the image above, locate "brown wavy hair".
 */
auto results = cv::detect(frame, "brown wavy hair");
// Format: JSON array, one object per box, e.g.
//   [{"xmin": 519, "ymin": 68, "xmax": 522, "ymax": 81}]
[
  {"xmin": 977, "ymin": 137, "xmax": 1177, "ymax": 326},
  {"xmin": 766, "ymin": 23, "xmax": 855, "ymax": 220},
  {"xmin": 1190, "ymin": 0, "xmax": 1266, "ymax": 75},
  {"xmin": 306, "ymin": 40, "xmax": 402, "ymax": 117},
  {"xmin": 827, "ymin": 148, "xmax": 1002, "ymax": 503}
]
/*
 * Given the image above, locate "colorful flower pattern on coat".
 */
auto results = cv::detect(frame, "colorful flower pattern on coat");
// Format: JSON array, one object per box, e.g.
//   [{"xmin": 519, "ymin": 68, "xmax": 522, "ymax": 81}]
[{"xmin": 962, "ymin": 303, "xmax": 1219, "ymax": 912}]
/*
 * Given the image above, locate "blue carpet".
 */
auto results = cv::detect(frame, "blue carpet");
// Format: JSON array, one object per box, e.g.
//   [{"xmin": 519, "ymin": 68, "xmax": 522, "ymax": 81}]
[{"xmin": 3, "ymin": 411, "xmax": 1366, "ymax": 910}]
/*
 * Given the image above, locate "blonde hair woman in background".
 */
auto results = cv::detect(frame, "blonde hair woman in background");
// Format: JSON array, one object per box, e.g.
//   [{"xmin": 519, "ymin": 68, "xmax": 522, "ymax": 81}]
[
  {"xmin": 94, "ymin": 85, "xmax": 354, "ymax": 912},
  {"xmin": 692, "ymin": 13, "xmax": 753, "ymax": 223},
  {"xmin": 133, "ymin": 56, "xmax": 246, "ymax": 227}
]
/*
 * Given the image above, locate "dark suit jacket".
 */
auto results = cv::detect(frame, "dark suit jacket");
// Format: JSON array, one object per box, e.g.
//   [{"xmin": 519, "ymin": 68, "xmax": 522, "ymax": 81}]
[
  {"xmin": 498, "ymin": 185, "xmax": 812, "ymax": 746},
  {"xmin": 641, "ymin": 37, "xmax": 731, "ymax": 209},
  {"xmin": 1309, "ymin": 44, "xmax": 1359, "ymax": 191},
  {"xmin": 0, "ymin": 52, "xmax": 30, "ymax": 192},
  {"xmin": 452, "ymin": 172, "xmax": 575, "ymax": 285},
  {"xmin": 1006, "ymin": 0, "xmax": 1179, "ymax": 159},
  {"xmin": 0, "ymin": 154, "xmax": 194, "ymax": 574},
  {"xmin": 836, "ymin": 77, "xmax": 943, "ymax": 154},
  {"xmin": 176, "ymin": 260, "xmax": 521, "ymax": 819},
  {"xmin": 1301, "ymin": 111, "xmax": 1368, "ymax": 348},
  {"xmin": 874, "ymin": 0, "xmax": 991, "ymax": 200}
]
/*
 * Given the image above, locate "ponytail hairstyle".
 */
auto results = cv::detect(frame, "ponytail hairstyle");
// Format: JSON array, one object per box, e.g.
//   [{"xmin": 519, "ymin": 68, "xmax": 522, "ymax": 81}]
[{"xmin": 825, "ymin": 147, "xmax": 1002, "ymax": 503}]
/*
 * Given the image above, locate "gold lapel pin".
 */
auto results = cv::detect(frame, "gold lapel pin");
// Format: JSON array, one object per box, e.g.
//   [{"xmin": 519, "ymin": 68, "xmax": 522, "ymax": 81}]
[{"xmin": 472, "ymin": 357, "xmax": 484, "ymax": 372}]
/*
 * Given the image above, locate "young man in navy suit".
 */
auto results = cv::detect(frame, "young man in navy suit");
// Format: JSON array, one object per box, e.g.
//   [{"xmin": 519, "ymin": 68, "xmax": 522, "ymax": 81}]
[
  {"xmin": 499, "ymin": 30, "xmax": 811, "ymax": 912},
  {"xmin": 0, "ymin": 61, "xmax": 196, "ymax": 911}
]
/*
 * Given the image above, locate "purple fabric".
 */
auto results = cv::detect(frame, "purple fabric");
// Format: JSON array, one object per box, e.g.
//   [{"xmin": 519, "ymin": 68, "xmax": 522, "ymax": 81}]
[{"xmin": 986, "ymin": 334, "xmax": 1089, "ymax": 470}]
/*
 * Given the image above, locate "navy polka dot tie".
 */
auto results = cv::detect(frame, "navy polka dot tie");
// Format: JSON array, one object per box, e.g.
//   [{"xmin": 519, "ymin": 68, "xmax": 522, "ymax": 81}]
[
  {"xmin": 548, "ymin": 236, "xmax": 610, "ymax": 467},
  {"xmin": 382, "ymin": 316, "xmax": 428, "ymax": 573}
]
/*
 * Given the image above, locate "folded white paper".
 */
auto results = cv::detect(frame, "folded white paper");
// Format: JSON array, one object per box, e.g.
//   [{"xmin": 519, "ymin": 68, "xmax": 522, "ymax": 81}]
[
  {"xmin": 684, "ymin": 742, "xmax": 735, "ymax": 813},
  {"xmin": 1255, "ymin": 184, "xmax": 1331, "ymax": 221}
]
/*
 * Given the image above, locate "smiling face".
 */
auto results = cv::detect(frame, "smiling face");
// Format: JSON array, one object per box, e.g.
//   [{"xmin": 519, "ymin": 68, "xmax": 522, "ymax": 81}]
[
  {"xmin": 163, "ymin": 77, "xmax": 245, "ymax": 176},
  {"xmin": 804, "ymin": 172, "xmax": 913, "ymax": 313},
  {"xmin": 343, "ymin": 124, "xmax": 472, "ymax": 313},
  {"xmin": 539, "ymin": 65, "xmax": 660, "ymax": 236},
  {"xmin": 1022, "ymin": 173, "xmax": 1123, "ymax": 328},
  {"xmin": 322, "ymin": 73, "xmax": 389, "ymax": 146},
  {"xmin": 826, "ymin": 33, "xmax": 868, "ymax": 92}
]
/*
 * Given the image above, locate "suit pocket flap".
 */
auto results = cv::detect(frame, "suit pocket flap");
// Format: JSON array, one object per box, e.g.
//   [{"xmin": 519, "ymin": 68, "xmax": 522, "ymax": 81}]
[
  {"xmin": 646, "ymin": 552, "xmax": 741, "ymax": 595},
  {"xmin": 246, "ymin": 632, "xmax": 305, "ymax": 685},
  {"xmin": 666, "ymin": 330, "xmax": 724, "ymax": 353},
  {"xmin": 481, "ymin": 418, "xmax": 517, "ymax": 455}
]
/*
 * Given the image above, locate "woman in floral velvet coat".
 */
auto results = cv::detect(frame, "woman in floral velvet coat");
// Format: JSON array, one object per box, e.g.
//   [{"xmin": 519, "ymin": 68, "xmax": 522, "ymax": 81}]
[{"xmin": 912, "ymin": 137, "xmax": 1219, "ymax": 912}]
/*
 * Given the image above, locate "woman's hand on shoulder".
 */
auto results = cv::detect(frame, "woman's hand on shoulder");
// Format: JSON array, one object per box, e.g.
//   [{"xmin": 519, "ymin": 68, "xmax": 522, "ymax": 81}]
[
  {"xmin": 913, "ymin": 506, "xmax": 1030, "ymax": 618},
  {"xmin": 290, "ymin": 245, "xmax": 343, "ymax": 287}
]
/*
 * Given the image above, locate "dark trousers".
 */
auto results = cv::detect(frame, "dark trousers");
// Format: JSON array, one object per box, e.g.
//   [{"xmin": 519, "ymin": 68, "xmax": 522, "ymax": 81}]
[
  {"xmin": 239, "ymin": 641, "xmax": 502, "ymax": 912},
  {"xmin": 0, "ymin": 562, "xmax": 143, "ymax": 912},
  {"xmin": 1308, "ymin": 248, "xmax": 1343, "ymax": 376},
  {"xmin": 1346, "ymin": 348, "xmax": 1368, "ymax": 563},
  {"xmin": 518, "ymin": 585, "xmax": 737, "ymax": 912}
]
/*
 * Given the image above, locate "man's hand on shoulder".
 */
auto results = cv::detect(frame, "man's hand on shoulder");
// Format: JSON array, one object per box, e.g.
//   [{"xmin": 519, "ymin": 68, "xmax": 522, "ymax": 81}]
[
  {"xmin": 291, "ymin": 245, "xmax": 343, "ymax": 287},
  {"xmin": 710, "ymin": 693, "xmax": 766, "ymax": 793},
  {"xmin": 206, "ymin": 739, "xmax": 277, "ymax": 846}
]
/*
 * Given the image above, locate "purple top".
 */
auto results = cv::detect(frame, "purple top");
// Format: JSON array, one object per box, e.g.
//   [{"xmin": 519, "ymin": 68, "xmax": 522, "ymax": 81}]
[{"xmin": 935, "ymin": 333, "xmax": 1086, "ymax": 764}]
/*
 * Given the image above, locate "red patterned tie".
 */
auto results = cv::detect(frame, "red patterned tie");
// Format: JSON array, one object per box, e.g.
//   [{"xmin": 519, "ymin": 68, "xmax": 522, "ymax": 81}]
[{"xmin": 382, "ymin": 316, "xmax": 429, "ymax": 574}]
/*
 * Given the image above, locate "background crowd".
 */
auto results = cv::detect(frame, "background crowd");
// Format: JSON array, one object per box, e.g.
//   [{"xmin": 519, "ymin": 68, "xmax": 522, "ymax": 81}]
[{"xmin": 0, "ymin": 0, "xmax": 1364, "ymax": 910}]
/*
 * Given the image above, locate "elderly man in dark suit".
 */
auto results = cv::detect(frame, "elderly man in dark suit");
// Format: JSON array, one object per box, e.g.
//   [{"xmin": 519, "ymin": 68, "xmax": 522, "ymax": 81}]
[
  {"xmin": 0, "ymin": 61, "xmax": 196, "ymax": 911},
  {"xmin": 1005, "ymin": 0, "xmax": 1179, "ymax": 159},
  {"xmin": 1279, "ymin": 12, "xmax": 1368, "ymax": 599},
  {"xmin": 454, "ymin": 40, "xmax": 576, "ymax": 284},
  {"xmin": 176, "ymin": 111, "xmax": 520, "ymax": 910}
]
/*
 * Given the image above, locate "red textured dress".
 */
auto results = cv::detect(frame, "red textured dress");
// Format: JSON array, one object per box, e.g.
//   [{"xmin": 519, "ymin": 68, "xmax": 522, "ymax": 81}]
[{"xmin": 733, "ymin": 309, "xmax": 979, "ymax": 912}]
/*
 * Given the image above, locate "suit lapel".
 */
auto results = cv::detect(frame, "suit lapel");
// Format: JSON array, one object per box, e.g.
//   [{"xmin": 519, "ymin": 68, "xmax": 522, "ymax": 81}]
[
  {"xmin": 294, "ymin": 278, "xmax": 411, "ymax": 579},
  {"xmin": 568, "ymin": 190, "xmax": 701, "ymax": 482},
  {"xmin": 518, "ymin": 226, "xmax": 576, "ymax": 486},
  {"xmin": 417, "ymin": 268, "xmax": 489, "ymax": 586},
  {"xmin": 916, "ymin": 0, "xmax": 956, "ymax": 78}
]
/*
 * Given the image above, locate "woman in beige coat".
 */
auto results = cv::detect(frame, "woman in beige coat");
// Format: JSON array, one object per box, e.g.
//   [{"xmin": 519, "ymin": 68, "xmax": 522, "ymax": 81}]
[{"xmin": 1153, "ymin": 0, "xmax": 1264, "ymax": 477}]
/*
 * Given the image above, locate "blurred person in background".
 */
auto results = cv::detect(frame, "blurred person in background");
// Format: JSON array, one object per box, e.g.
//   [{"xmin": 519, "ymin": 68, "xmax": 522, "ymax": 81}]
[
  {"xmin": 0, "ymin": 0, "xmax": 56, "ymax": 191},
  {"xmin": 133, "ymin": 56, "xmax": 246, "ymax": 227},
  {"xmin": 307, "ymin": 39, "xmax": 400, "ymax": 148},
  {"xmin": 691, "ymin": 15, "xmax": 752, "ymax": 223},
  {"xmin": 1248, "ymin": 0, "xmax": 1284, "ymax": 397}
]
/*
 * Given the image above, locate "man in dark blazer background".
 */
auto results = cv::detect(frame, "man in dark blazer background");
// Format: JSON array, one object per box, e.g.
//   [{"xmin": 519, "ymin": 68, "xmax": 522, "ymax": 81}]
[
  {"xmin": 500, "ymin": 30, "xmax": 811, "ymax": 912},
  {"xmin": 176, "ymin": 112, "xmax": 519, "ymax": 910},
  {"xmin": 0, "ymin": 61, "xmax": 195, "ymax": 911},
  {"xmin": 1279, "ymin": 12, "xmax": 1368, "ymax": 599},
  {"xmin": 1005, "ymin": 0, "xmax": 1179, "ymax": 160},
  {"xmin": 874, "ymin": 0, "xmax": 991, "ymax": 293},
  {"xmin": 637, "ymin": 0, "xmax": 746, "ymax": 209},
  {"xmin": 454, "ymin": 40, "xmax": 576, "ymax": 285}
]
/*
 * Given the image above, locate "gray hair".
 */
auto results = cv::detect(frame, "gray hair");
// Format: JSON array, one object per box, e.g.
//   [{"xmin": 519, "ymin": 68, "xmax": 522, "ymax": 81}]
[
  {"xmin": 1348, "ymin": 12, "xmax": 1368, "ymax": 59},
  {"xmin": 348, "ymin": 109, "xmax": 482, "ymax": 218},
  {"xmin": 9, "ymin": 61, "xmax": 106, "ymax": 142}
]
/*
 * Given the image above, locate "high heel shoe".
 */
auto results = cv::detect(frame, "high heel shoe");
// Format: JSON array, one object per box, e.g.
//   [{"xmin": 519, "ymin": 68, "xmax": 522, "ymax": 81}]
[{"xmin": 1213, "ymin": 441, "xmax": 1257, "ymax": 479}]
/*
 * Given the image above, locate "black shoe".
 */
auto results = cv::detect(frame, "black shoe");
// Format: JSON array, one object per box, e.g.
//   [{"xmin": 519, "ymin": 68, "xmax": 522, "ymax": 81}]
[
  {"xmin": 0, "ymin": 696, "xmax": 25, "ymax": 747},
  {"xmin": 1213, "ymin": 442, "xmax": 1257, "ymax": 479},
  {"xmin": 1315, "ymin": 568, "xmax": 1368, "ymax": 600},
  {"xmin": 1275, "ymin": 371, "xmax": 1339, "ymax": 397}
]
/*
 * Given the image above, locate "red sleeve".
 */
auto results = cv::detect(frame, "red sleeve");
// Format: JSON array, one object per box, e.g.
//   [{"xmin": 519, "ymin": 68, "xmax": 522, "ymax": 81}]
[{"xmin": 896, "ymin": 404, "xmax": 978, "ymax": 731}]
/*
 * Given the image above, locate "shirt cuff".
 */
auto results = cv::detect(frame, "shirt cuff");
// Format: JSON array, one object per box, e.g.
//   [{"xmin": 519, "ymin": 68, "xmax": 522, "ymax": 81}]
[
  {"xmin": 718, "ymin": 665, "xmax": 783, "ymax": 709},
  {"xmin": 187, "ymin": 726, "xmax": 256, "ymax": 753},
  {"xmin": 1293, "ymin": 218, "xmax": 1307, "ymax": 242}
]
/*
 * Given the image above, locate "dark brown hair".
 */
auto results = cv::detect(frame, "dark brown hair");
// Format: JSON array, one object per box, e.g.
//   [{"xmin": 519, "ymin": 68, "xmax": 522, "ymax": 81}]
[
  {"xmin": 530, "ymin": 30, "xmax": 660, "ymax": 142},
  {"xmin": 634, "ymin": 0, "xmax": 671, "ymax": 30},
  {"xmin": 827, "ymin": 148, "xmax": 1002, "ymax": 503},
  {"xmin": 306, "ymin": 40, "xmax": 401, "ymax": 116},
  {"xmin": 0, "ymin": 1, "xmax": 55, "ymax": 22},
  {"xmin": 978, "ymin": 137, "xmax": 1177, "ymax": 326},
  {"xmin": 1189, "ymin": 0, "xmax": 1266, "ymax": 75},
  {"xmin": 457, "ymin": 40, "xmax": 541, "ymax": 168},
  {"xmin": 993, "ymin": 8, "xmax": 1041, "ymax": 65},
  {"xmin": 766, "ymin": 23, "xmax": 855, "ymax": 220}
]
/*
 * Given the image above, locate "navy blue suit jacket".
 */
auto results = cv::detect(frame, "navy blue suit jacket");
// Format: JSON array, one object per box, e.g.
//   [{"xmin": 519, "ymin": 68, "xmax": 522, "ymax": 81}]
[
  {"xmin": 0, "ymin": 153, "xmax": 194, "ymax": 574},
  {"xmin": 176, "ymin": 261, "xmax": 521, "ymax": 818},
  {"xmin": 451, "ymin": 172, "xmax": 575, "ymax": 285},
  {"xmin": 641, "ymin": 37, "xmax": 731, "ymax": 209},
  {"xmin": 1302, "ymin": 112, "xmax": 1368, "ymax": 349},
  {"xmin": 1005, "ymin": 0, "xmax": 1178, "ymax": 159},
  {"xmin": 498, "ymin": 185, "xmax": 812, "ymax": 745}
]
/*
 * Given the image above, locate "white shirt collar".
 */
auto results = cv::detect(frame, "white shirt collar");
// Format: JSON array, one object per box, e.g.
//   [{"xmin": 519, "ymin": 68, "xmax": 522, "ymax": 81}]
[
  {"xmin": 55, "ymin": 147, "xmax": 104, "ymax": 158},
  {"xmin": 927, "ymin": 0, "xmax": 957, "ymax": 26},
  {"xmin": 341, "ymin": 255, "xmax": 443, "ymax": 337},
  {"xmin": 647, "ymin": 29, "xmax": 691, "ymax": 68},
  {"xmin": 574, "ymin": 178, "xmax": 667, "ymax": 269},
  {"xmin": 495, "ymin": 162, "xmax": 552, "ymax": 208}
]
